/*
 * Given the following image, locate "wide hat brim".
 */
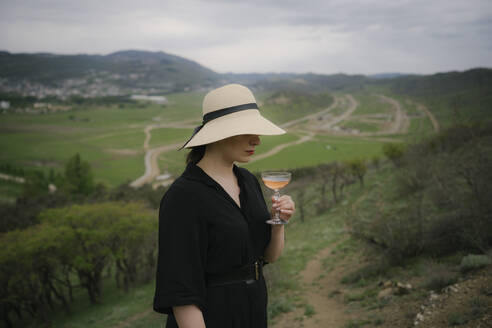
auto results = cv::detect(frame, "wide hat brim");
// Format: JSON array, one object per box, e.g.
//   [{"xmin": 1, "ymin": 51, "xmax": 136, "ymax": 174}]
[{"xmin": 183, "ymin": 109, "xmax": 285, "ymax": 148}]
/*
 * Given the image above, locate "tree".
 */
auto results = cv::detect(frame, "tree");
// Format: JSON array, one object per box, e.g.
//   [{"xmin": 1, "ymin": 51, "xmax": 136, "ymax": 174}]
[
  {"xmin": 371, "ymin": 156, "xmax": 380, "ymax": 169},
  {"xmin": 290, "ymin": 178, "xmax": 315, "ymax": 222},
  {"xmin": 382, "ymin": 142, "xmax": 405, "ymax": 167},
  {"xmin": 328, "ymin": 162, "xmax": 344, "ymax": 204},
  {"xmin": 40, "ymin": 204, "xmax": 113, "ymax": 304},
  {"xmin": 346, "ymin": 158, "xmax": 367, "ymax": 188},
  {"xmin": 314, "ymin": 163, "xmax": 332, "ymax": 213},
  {"xmin": 338, "ymin": 162, "xmax": 355, "ymax": 199},
  {"xmin": 21, "ymin": 170, "xmax": 49, "ymax": 197},
  {"xmin": 63, "ymin": 153, "xmax": 94, "ymax": 195}
]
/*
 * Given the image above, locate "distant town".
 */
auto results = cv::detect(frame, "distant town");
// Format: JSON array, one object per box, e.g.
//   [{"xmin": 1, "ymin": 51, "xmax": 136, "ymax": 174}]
[{"xmin": 0, "ymin": 70, "xmax": 176, "ymax": 114}]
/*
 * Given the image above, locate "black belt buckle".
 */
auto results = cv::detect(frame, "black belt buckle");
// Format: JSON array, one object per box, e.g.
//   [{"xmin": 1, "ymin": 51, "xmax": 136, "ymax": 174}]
[{"xmin": 245, "ymin": 261, "xmax": 260, "ymax": 285}]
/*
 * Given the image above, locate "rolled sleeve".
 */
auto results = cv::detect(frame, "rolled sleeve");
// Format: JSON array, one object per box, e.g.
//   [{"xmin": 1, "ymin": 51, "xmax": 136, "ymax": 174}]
[{"xmin": 153, "ymin": 184, "xmax": 208, "ymax": 315}]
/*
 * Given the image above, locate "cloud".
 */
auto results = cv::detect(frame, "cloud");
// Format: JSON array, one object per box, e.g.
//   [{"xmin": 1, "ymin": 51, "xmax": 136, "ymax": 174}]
[{"xmin": 0, "ymin": 0, "xmax": 491, "ymax": 74}]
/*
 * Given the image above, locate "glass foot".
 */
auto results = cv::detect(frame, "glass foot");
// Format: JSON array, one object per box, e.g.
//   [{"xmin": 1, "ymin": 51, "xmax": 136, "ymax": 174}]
[{"xmin": 266, "ymin": 218, "xmax": 288, "ymax": 225}]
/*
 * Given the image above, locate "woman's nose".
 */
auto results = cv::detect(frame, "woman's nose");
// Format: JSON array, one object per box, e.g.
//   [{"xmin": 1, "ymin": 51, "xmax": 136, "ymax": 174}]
[{"xmin": 250, "ymin": 135, "xmax": 260, "ymax": 146}]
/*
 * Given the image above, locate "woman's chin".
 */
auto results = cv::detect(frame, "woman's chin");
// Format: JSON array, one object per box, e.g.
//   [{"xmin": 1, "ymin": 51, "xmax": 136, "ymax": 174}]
[{"xmin": 236, "ymin": 156, "xmax": 252, "ymax": 163}]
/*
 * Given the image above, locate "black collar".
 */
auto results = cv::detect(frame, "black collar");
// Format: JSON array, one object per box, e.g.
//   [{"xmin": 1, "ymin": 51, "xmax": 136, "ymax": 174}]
[
  {"xmin": 182, "ymin": 162, "xmax": 247, "ymax": 211},
  {"xmin": 182, "ymin": 162, "xmax": 245, "ymax": 189}
]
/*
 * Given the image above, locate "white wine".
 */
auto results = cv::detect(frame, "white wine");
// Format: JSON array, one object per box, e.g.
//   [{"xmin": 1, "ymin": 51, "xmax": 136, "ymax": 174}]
[{"xmin": 262, "ymin": 177, "xmax": 290, "ymax": 190}]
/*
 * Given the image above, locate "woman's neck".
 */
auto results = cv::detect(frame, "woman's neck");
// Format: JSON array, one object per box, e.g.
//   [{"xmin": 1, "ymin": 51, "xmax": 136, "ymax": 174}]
[{"xmin": 196, "ymin": 147, "xmax": 234, "ymax": 179}]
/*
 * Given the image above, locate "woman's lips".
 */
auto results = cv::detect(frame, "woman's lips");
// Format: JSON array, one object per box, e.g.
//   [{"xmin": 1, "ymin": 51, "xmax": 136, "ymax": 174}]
[{"xmin": 246, "ymin": 150, "xmax": 254, "ymax": 155}]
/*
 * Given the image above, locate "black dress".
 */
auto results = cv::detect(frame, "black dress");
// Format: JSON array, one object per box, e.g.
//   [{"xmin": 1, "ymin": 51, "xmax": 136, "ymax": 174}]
[{"xmin": 153, "ymin": 162, "xmax": 272, "ymax": 328}]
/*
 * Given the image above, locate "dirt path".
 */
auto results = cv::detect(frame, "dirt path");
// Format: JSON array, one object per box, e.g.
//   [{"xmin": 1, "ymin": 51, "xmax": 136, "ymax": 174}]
[
  {"xmin": 303, "ymin": 94, "xmax": 409, "ymax": 138},
  {"xmin": 375, "ymin": 94, "xmax": 411, "ymax": 135},
  {"xmin": 319, "ymin": 94, "xmax": 358, "ymax": 130},
  {"xmin": 0, "ymin": 173, "xmax": 25, "ymax": 183},
  {"xmin": 280, "ymin": 96, "xmax": 340, "ymax": 129},
  {"xmin": 129, "ymin": 119, "xmax": 198, "ymax": 188},
  {"xmin": 272, "ymin": 237, "xmax": 352, "ymax": 328},
  {"xmin": 416, "ymin": 103, "xmax": 440, "ymax": 132},
  {"xmin": 129, "ymin": 142, "xmax": 182, "ymax": 188},
  {"xmin": 113, "ymin": 309, "xmax": 153, "ymax": 328}
]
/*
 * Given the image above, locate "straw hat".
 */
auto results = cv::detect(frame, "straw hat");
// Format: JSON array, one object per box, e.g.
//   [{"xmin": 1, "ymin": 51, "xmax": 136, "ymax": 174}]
[{"xmin": 180, "ymin": 84, "xmax": 286, "ymax": 149}]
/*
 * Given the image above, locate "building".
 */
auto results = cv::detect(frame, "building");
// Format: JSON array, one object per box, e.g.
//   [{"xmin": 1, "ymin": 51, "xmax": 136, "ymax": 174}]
[
  {"xmin": 0, "ymin": 101, "xmax": 10, "ymax": 109},
  {"xmin": 130, "ymin": 95, "xmax": 168, "ymax": 105}
]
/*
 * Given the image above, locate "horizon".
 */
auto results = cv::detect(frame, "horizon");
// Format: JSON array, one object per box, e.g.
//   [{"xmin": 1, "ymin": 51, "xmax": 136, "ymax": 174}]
[{"xmin": 1, "ymin": 48, "xmax": 489, "ymax": 78}]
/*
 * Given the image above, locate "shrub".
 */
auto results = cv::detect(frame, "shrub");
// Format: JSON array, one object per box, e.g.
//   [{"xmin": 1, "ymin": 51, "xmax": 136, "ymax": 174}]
[
  {"xmin": 341, "ymin": 263, "xmax": 387, "ymax": 284},
  {"xmin": 422, "ymin": 262, "xmax": 458, "ymax": 291},
  {"xmin": 304, "ymin": 303, "xmax": 316, "ymax": 317},
  {"xmin": 460, "ymin": 254, "xmax": 492, "ymax": 273},
  {"xmin": 371, "ymin": 156, "xmax": 380, "ymax": 169},
  {"xmin": 382, "ymin": 142, "xmax": 405, "ymax": 167},
  {"xmin": 268, "ymin": 297, "xmax": 295, "ymax": 319},
  {"xmin": 350, "ymin": 121, "xmax": 492, "ymax": 264},
  {"xmin": 0, "ymin": 201, "xmax": 157, "ymax": 327},
  {"xmin": 447, "ymin": 313, "xmax": 468, "ymax": 326}
]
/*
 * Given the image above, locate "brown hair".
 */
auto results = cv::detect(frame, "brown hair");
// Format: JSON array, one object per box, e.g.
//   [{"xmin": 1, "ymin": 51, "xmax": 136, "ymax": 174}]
[{"xmin": 185, "ymin": 145, "xmax": 206, "ymax": 165}]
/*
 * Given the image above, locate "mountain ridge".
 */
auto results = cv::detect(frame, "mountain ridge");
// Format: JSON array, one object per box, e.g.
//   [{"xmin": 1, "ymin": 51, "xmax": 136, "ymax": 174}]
[{"xmin": 0, "ymin": 49, "xmax": 491, "ymax": 100}]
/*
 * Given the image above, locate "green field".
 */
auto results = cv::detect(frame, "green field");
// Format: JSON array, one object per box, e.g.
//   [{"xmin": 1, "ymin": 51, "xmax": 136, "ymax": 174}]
[
  {"xmin": 0, "ymin": 89, "xmax": 432, "ymax": 192},
  {"xmin": 351, "ymin": 92, "xmax": 393, "ymax": 116},
  {"xmin": 0, "ymin": 91, "xmax": 207, "ymax": 188},
  {"xmin": 244, "ymin": 135, "xmax": 384, "ymax": 173},
  {"xmin": 149, "ymin": 128, "xmax": 191, "ymax": 148},
  {"xmin": 339, "ymin": 119, "xmax": 381, "ymax": 133}
]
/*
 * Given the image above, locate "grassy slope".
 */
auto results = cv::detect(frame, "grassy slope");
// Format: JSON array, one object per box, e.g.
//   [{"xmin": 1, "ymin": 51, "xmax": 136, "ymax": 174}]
[{"xmin": 7, "ymin": 86, "xmax": 461, "ymax": 327}]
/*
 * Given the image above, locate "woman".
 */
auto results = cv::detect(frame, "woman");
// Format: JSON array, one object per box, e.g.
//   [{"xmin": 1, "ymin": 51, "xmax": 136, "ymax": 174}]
[{"xmin": 153, "ymin": 84, "xmax": 296, "ymax": 328}]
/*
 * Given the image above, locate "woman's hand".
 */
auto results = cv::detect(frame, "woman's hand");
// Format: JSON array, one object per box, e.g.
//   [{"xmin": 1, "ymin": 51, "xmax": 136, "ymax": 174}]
[
  {"xmin": 271, "ymin": 195, "xmax": 296, "ymax": 222},
  {"xmin": 264, "ymin": 194, "xmax": 295, "ymax": 263}
]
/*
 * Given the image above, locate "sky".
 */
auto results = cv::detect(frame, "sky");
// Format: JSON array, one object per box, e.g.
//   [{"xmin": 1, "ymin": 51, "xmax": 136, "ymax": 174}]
[{"xmin": 1, "ymin": 0, "xmax": 491, "ymax": 75}]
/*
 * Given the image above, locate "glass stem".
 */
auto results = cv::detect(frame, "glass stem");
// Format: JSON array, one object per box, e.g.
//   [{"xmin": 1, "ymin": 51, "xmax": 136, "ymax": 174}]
[{"xmin": 274, "ymin": 190, "xmax": 280, "ymax": 220}]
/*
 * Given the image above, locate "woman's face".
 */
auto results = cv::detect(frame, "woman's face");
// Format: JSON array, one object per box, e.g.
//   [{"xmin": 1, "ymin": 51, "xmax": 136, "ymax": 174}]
[{"xmin": 213, "ymin": 134, "xmax": 261, "ymax": 163}]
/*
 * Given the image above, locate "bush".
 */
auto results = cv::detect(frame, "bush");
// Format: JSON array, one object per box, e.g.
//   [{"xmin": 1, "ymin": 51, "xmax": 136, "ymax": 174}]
[
  {"xmin": 304, "ymin": 303, "xmax": 316, "ymax": 317},
  {"xmin": 371, "ymin": 156, "xmax": 380, "ymax": 169},
  {"xmin": 460, "ymin": 254, "xmax": 492, "ymax": 273},
  {"xmin": 350, "ymin": 121, "xmax": 492, "ymax": 263},
  {"xmin": 447, "ymin": 313, "xmax": 468, "ymax": 326},
  {"xmin": 0, "ymin": 201, "xmax": 157, "ymax": 327},
  {"xmin": 382, "ymin": 142, "xmax": 405, "ymax": 167},
  {"xmin": 341, "ymin": 263, "xmax": 387, "ymax": 285},
  {"xmin": 422, "ymin": 262, "xmax": 458, "ymax": 291},
  {"xmin": 268, "ymin": 297, "xmax": 295, "ymax": 319}
]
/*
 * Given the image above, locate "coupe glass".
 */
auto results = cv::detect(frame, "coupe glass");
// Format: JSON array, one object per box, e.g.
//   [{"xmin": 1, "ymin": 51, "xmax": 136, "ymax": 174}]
[{"xmin": 261, "ymin": 171, "xmax": 292, "ymax": 225}]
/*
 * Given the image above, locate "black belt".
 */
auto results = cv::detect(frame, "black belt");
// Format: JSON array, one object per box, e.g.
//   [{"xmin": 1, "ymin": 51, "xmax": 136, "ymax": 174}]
[{"xmin": 206, "ymin": 260, "xmax": 264, "ymax": 287}]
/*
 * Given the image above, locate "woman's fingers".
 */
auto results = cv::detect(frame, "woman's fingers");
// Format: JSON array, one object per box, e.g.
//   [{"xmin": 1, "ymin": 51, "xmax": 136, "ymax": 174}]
[
  {"xmin": 273, "ymin": 198, "xmax": 295, "ymax": 210},
  {"xmin": 271, "ymin": 194, "xmax": 296, "ymax": 221},
  {"xmin": 279, "ymin": 209, "xmax": 294, "ymax": 220}
]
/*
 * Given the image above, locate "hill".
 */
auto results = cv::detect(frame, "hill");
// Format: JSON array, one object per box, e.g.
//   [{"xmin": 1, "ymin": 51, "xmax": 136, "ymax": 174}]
[
  {"xmin": 223, "ymin": 72, "xmax": 368, "ymax": 92},
  {"xmin": 373, "ymin": 68, "xmax": 492, "ymax": 124},
  {"xmin": 0, "ymin": 50, "xmax": 220, "ymax": 96},
  {"xmin": 1, "ymin": 49, "xmax": 491, "ymax": 128}
]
